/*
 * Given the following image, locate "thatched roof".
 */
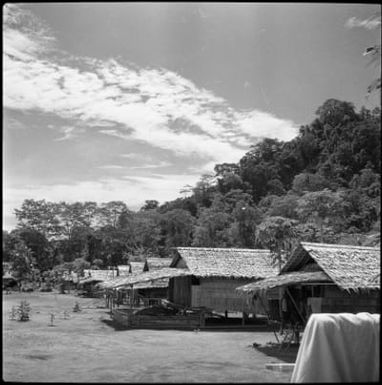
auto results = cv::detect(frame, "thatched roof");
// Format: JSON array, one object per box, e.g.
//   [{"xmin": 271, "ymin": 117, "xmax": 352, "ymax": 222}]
[
  {"xmin": 369, "ymin": 273, "xmax": 380, "ymax": 286},
  {"xmin": 144, "ymin": 257, "xmax": 172, "ymax": 271},
  {"xmin": 103, "ymin": 268, "xmax": 191, "ymax": 289},
  {"xmin": 282, "ymin": 242, "xmax": 380, "ymax": 291},
  {"xmin": 80, "ymin": 269, "xmax": 118, "ymax": 284},
  {"xmin": 237, "ymin": 271, "xmax": 332, "ymax": 294},
  {"xmin": 99, "ymin": 276, "xmax": 129, "ymax": 289},
  {"xmin": 171, "ymin": 247, "xmax": 277, "ymax": 279},
  {"xmin": 129, "ymin": 262, "xmax": 145, "ymax": 274},
  {"xmin": 117, "ymin": 265, "xmax": 131, "ymax": 275},
  {"xmin": 133, "ymin": 278, "xmax": 169, "ymax": 289}
]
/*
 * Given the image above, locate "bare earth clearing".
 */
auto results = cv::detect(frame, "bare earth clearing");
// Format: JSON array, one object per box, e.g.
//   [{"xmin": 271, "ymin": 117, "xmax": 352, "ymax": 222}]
[{"xmin": 3, "ymin": 292, "xmax": 295, "ymax": 383}]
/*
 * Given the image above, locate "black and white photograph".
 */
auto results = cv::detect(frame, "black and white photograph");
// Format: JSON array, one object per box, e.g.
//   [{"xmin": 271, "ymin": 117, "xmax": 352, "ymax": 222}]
[{"xmin": 3, "ymin": 2, "xmax": 380, "ymax": 383}]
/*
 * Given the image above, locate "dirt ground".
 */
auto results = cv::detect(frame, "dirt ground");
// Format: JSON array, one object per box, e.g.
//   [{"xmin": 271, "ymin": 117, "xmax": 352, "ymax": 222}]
[{"xmin": 3, "ymin": 292, "xmax": 296, "ymax": 383}]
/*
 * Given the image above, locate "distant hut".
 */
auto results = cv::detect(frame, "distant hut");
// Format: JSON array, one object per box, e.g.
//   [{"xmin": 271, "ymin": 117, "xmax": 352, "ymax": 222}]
[
  {"xmin": 168, "ymin": 247, "xmax": 278, "ymax": 320},
  {"xmin": 3, "ymin": 271, "xmax": 18, "ymax": 291},
  {"xmin": 135, "ymin": 257, "xmax": 173, "ymax": 304},
  {"xmin": 61, "ymin": 270, "xmax": 79, "ymax": 293},
  {"xmin": 237, "ymin": 242, "xmax": 380, "ymax": 325},
  {"xmin": 79, "ymin": 269, "xmax": 118, "ymax": 297},
  {"xmin": 101, "ymin": 260, "xmax": 171, "ymax": 308}
]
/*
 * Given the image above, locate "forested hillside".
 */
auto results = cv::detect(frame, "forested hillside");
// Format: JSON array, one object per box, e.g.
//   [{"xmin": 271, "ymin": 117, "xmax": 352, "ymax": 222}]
[{"xmin": 3, "ymin": 99, "xmax": 380, "ymax": 279}]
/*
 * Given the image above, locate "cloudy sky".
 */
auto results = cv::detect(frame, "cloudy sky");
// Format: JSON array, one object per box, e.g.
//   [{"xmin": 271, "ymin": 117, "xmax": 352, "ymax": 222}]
[{"xmin": 3, "ymin": 3, "xmax": 381, "ymax": 230}]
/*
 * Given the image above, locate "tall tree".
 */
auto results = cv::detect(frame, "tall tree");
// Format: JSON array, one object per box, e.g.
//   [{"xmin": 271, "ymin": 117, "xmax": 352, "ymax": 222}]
[
  {"xmin": 296, "ymin": 189, "xmax": 348, "ymax": 239},
  {"xmin": 160, "ymin": 209, "xmax": 195, "ymax": 250},
  {"xmin": 255, "ymin": 216, "xmax": 298, "ymax": 271},
  {"xmin": 14, "ymin": 199, "xmax": 60, "ymax": 238}
]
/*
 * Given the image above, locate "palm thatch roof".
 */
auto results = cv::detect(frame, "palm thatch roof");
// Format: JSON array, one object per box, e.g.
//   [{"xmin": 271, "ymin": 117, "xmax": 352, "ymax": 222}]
[
  {"xmin": 238, "ymin": 242, "xmax": 380, "ymax": 294},
  {"xmin": 99, "ymin": 276, "xmax": 129, "ymax": 289},
  {"xmin": 117, "ymin": 265, "xmax": 131, "ymax": 275},
  {"xmin": 369, "ymin": 273, "xmax": 380, "ymax": 286},
  {"xmin": 80, "ymin": 269, "xmax": 118, "ymax": 284},
  {"xmin": 144, "ymin": 257, "xmax": 172, "ymax": 271},
  {"xmin": 129, "ymin": 261, "xmax": 145, "ymax": 274},
  {"xmin": 237, "ymin": 271, "xmax": 332, "ymax": 294},
  {"xmin": 133, "ymin": 278, "xmax": 169, "ymax": 289},
  {"xmin": 103, "ymin": 268, "xmax": 192, "ymax": 289},
  {"xmin": 100, "ymin": 260, "xmax": 173, "ymax": 289},
  {"xmin": 171, "ymin": 247, "xmax": 277, "ymax": 279},
  {"xmin": 283, "ymin": 242, "xmax": 380, "ymax": 291}
]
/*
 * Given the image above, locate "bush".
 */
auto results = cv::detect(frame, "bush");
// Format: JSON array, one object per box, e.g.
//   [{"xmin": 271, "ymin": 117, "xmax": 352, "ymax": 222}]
[
  {"xmin": 73, "ymin": 302, "xmax": 81, "ymax": 312},
  {"xmin": 17, "ymin": 300, "xmax": 31, "ymax": 321}
]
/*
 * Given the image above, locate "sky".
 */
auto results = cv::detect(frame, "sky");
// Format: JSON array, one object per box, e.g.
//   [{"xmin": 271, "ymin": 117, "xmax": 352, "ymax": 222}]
[{"xmin": 3, "ymin": 2, "xmax": 381, "ymax": 231}]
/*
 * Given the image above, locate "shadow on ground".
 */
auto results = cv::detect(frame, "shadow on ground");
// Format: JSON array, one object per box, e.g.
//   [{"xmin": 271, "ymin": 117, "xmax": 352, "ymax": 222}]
[
  {"xmin": 100, "ymin": 318, "xmax": 128, "ymax": 331},
  {"xmin": 252, "ymin": 343, "xmax": 299, "ymax": 363}
]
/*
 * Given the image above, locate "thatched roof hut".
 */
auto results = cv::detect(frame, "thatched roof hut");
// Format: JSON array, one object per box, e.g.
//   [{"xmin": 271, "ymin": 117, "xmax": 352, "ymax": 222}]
[
  {"xmin": 171, "ymin": 247, "xmax": 277, "ymax": 279},
  {"xmin": 164, "ymin": 247, "xmax": 278, "ymax": 313},
  {"xmin": 237, "ymin": 242, "xmax": 380, "ymax": 294},
  {"xmin": 3, "ymin": 271, "xmax": 18, "ymax": 282},
  {"xmin": 99, "ymin": 257, "xmax": 172, "ymax": 289}
]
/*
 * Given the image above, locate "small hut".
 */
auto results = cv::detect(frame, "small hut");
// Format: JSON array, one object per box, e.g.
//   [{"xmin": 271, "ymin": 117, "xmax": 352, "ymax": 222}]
[
  {"xmin": 237, "ymin": 242, "xmax": 380, "ymax": 325},
  {"xmin": 133, "ymin": 257, "xmax": 173, "ymax": 303},
  {"xmin": 59, "ymin": 270, "xmax": 80, "ymax": 292},
  {"xmin": 79, "ymin": 269, "xmax": 118, "ymax": 297},
  {"xmin": 168, "ymin": 247, "xmax": 278, "ymax": 319},
  {"xmin": 104, "ymin": 258, "xmax": 173, "ymax": 308},
  {"xmin": 3, "ymin": 271, "xmax": 18, "ymax": 291}
]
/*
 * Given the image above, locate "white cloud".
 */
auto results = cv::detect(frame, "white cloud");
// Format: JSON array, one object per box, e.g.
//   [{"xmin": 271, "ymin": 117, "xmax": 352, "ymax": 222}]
[
  {"xmin": 4, "ymin": 174, "xmax": 203, "ymax": 217},
  {"xmin": 129, "ymin": 161, "xmax": 172, "ymax": 169},
  {"xmin": 3, "ymin": 5, "xmax": 301, "ymax": 230},
  {"xmin": 236, "ymin": 110, "xmax": 298, "ymax": 142},
  {"xmin": 97, "ymin": 165, "xmax": 125, "ymax": 170},
  {"xmin": 54, "ymin": 126, "xmax": 78, "ymax": 141},
  {"xmin": 345, "ymin": 15, "xmax": 381, "ymax": 30},
  {"xmin": 3, "ymin": 4, "xmax": 299, "ymax": 168}
]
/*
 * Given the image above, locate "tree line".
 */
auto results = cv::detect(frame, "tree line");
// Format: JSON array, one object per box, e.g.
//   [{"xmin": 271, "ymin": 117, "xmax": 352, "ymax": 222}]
[{"xmin": 3, "ymin": 99, "xmax": 380, "ymax": 281}]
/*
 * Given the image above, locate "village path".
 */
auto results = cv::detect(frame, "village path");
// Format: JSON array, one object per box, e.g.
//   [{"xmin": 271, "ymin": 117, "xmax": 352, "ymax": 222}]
[{"xmin": 3, "ymin": 292, "xmax": 294, "ymax": 383}]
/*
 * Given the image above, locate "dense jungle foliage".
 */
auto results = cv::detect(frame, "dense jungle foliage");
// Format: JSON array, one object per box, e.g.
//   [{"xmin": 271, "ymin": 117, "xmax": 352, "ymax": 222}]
[{"xmin": 3, "ymin": 99, "xmax": 381, "ymax": 280}]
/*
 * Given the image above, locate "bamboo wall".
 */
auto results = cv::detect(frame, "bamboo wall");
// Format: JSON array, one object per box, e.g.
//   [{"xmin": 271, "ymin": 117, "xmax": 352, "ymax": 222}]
[
  {"xmin": 321, "ymin": 286, "xmax": 380, "ymax": 314},
  {"xmin": 169, "ymin": 276, "xmax": 192, "ymax": 306},
  {"xmin": 191, "ymin": 278, "xmax": 260, "ymax": 313}
]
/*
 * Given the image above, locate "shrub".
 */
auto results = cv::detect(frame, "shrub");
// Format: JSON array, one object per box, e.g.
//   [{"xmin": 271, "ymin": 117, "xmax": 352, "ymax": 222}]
[
  {"xmin": 73, "ymin": 302, "xmax": 81, "ymax": 312},
  {"xmin": 17, "ymin": 300, "xmax": 31, "ymax": 321}
]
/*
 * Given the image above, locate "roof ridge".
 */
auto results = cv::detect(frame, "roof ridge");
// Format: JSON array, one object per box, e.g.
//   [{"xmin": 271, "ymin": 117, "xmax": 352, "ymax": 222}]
[
  {"xmin": 176, "ymin": 247, "xmax": 270, "ymax": 252},
  {"xmin": 301, "ymin": 242, "xmax": 380, "ymax": 250}
]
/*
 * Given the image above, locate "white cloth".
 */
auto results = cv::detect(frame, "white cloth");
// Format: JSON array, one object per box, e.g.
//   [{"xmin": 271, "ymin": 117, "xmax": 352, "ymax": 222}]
[{"xmin": 291, "ymin": 312, "xmax": 380, "ymax": 383}]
